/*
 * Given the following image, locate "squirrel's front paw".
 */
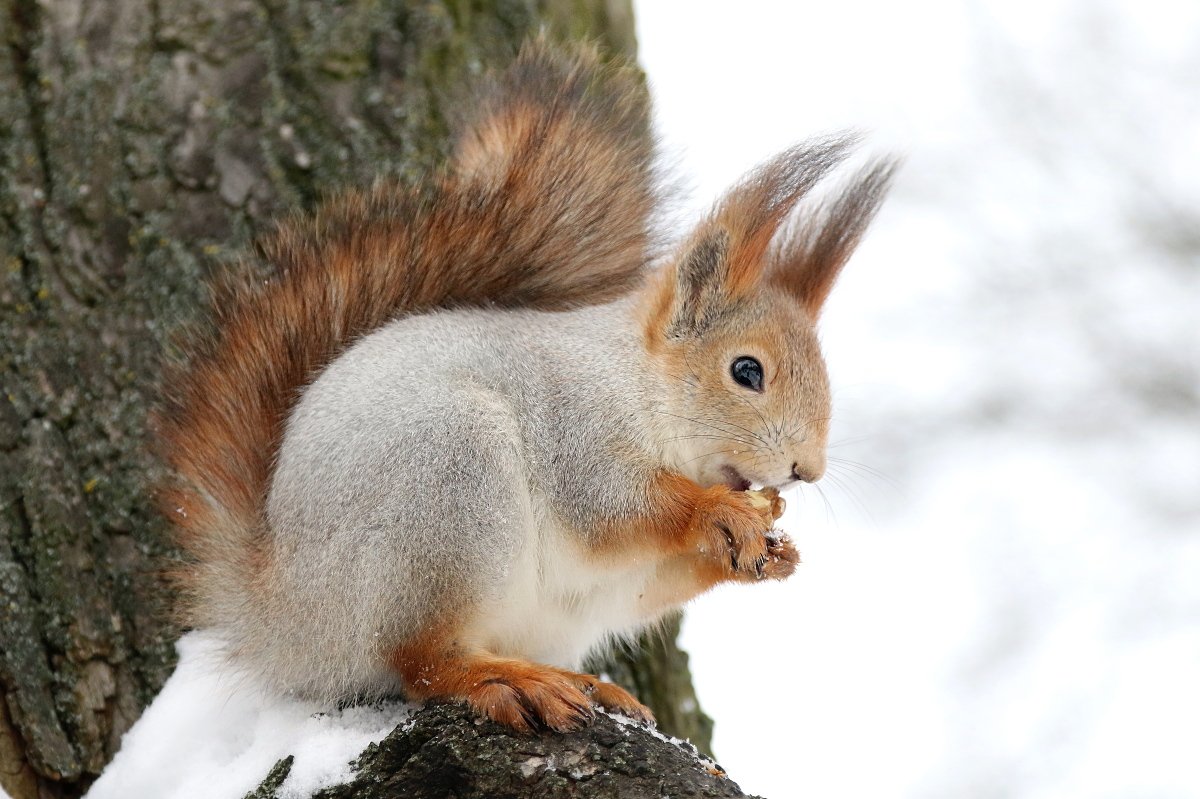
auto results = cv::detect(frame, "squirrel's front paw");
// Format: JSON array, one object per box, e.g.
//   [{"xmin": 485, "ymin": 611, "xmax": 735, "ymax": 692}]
[
  {"xmin": 696, "ymin": 488, "xmax": 793, "ymax": 581},
  {"xmin": 761, "ymin": 529, "xmax": 800, "ymax": 580}
]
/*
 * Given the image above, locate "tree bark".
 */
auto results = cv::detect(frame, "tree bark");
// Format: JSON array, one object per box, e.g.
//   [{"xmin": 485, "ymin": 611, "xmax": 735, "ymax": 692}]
[
  {"xmin": 250, "ymin": 704, "xmax": 754, "ymax": 799},
  {"xmin": 0, "ymin": 2, "xmax": 715, "ymax": 797}
]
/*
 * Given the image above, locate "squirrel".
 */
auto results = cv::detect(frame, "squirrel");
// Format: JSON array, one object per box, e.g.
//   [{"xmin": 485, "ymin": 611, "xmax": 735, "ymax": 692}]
[{"xmin": 157, "ymin": 37, "xmax": 896, "ymax": 732}]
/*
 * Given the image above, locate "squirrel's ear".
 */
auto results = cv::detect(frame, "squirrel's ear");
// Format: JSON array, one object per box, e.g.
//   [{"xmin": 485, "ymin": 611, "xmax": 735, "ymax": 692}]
[
  {"xmin": 663, "ymin": 135, "xmax": 860, "ymax": 337},
  {"xmin": 770, "ymin": 157, "xmax": 899, "ymax": 317},
  {"xmin": 667, "ymin": 231, "xmax": 731, "ymax": 337}
]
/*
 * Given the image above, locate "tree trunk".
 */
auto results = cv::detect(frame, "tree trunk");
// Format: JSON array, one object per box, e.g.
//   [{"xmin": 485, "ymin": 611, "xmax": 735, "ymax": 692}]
[{"xmin": 0, "ymin": 2, "xmax": 715, "ymax": 797}]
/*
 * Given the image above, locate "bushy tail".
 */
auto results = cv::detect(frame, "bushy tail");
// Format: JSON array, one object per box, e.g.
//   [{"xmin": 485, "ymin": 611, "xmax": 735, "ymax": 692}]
[{"xmin": 157, "ymin": 39, "xmax": 657, "ymax": 625}]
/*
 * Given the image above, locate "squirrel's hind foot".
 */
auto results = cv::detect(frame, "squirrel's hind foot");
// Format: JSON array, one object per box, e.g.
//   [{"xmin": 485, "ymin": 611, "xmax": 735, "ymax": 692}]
[
  {"xmin": 465, "ymin": 662, "xmax": 594, "ymax": 732},
  {"xmin": 391, "ymin": 643, "xmax": 653, "ymax": 733}
]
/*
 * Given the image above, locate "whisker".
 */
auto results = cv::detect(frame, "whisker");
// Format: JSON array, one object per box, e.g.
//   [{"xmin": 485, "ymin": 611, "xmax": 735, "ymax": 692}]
[
  {"xmin": 681, "ymin": 447, "xmax": 740, "ymax": 465},
  {"xmin": 827, "ymin": 456, "xmax": 898, "ymax": 489},
  {"xmin": 813, "ymin": 483, "xmax": 835, "ymax": 525},
  {"xmin": 658, "ymin": 370, "xmax": 773, "ymax": 448},
  {"xmin": 690, "ymin": 416, "xmax": 770, "ymax": 449},
  {"xmin": 828, "ymin": 434, "xmax": 875, "ymax": 449},
  {"xmin": 731, "ymin": 388, "xmax": 776, "ymax": 447},
  {"xmin": 664, "ymin": 433, "xmax": 754, "ymax": 446},
  {"xmin": 693, "ymin": 414, "xmax": 772, "ymax": 448},
  {"xmin": 651, "ymin": 410, "xmax": 759, "ymax": 447},
  {"xmin": 822, "ymin": 471, "xmax": 875, "ymax": 524},
  {"xmin": 785, "ymin": 415, "xmax": 834, "ymax": 442}
]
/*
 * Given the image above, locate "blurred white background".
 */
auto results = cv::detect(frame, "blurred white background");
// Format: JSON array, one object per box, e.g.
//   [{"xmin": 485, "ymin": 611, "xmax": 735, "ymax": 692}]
[{"xmin": 635, "ymin": 1, "xmax": 1200, "ymax": 796}]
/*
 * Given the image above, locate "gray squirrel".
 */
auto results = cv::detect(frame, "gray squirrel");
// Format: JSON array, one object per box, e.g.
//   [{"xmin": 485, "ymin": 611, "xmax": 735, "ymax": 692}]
[{"xmin": 158, "ymin": 38, "xmax": 896, "ymax": 731}]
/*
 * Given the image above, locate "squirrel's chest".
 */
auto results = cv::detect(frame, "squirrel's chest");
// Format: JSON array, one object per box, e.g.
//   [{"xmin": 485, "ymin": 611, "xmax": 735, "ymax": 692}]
[{"xmin": 466, "ymin": 517, "xmax": 657, "ymax": 668}]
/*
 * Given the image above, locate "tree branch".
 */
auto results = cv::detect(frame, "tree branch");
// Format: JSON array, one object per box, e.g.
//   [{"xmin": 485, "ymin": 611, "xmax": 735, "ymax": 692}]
[{"xmin": 251, "ymin": 704, "xmax": 758, "ymax": 799}]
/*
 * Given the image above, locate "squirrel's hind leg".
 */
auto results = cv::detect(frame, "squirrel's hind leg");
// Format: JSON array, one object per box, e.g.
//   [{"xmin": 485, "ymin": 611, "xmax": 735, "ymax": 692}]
[{"xmin": 389, "ymin": 633, "xmax": 653, "ymax": 731}]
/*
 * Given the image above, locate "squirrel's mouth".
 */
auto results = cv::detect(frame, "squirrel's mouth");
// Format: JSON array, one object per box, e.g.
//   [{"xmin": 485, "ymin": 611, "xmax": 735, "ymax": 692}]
[{"xmin": 720, "ymin": 465, "xmax": 752, "ymax": 492}]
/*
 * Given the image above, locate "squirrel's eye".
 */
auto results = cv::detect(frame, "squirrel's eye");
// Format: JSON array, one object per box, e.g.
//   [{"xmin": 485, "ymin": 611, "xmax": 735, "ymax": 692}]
[{"xmin": 730, "ymin": 357, "xmax": 764, "ymax": 392}]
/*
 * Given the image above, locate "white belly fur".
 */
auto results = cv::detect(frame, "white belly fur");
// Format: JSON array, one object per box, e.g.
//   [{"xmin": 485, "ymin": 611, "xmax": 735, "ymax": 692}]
[{"xmin": 463, "ymin": 499, "xmax": 657, "ymax": 668}]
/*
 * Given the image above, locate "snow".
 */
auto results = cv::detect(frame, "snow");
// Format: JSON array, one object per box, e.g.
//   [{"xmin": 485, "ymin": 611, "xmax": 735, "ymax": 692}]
[
  {"xmin": 514, "ymin": 712, "xmax": 716, "ymax": 784},
  {"xmin": 82, "ymin": 635, "xmax": 720, "ymax": 798},
  {"xmin": 85, "ymin": 632, "xmax": 412, "ymax": 799},
  {"xmin": 603, "ymin": 709, "xmax": 723, "ymax": 774}
]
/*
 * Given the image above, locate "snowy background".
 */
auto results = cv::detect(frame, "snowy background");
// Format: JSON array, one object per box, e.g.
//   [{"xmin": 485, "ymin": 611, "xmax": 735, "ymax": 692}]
[{"xmin": 636, "ymin": 0, "xmax": 1200, "ymax": 797}]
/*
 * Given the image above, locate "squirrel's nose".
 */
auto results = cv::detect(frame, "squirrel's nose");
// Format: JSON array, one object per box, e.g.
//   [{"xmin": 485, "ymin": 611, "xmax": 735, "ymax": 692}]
[{"xmin": 790, "ymin": 461, "xmax": 823, "ymax": 483}]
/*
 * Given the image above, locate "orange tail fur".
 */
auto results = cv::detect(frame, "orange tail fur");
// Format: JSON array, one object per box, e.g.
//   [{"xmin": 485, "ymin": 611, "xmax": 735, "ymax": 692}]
[{"xmin": 156, "ymin": 39, "xmax": 657, "ymax": 626}]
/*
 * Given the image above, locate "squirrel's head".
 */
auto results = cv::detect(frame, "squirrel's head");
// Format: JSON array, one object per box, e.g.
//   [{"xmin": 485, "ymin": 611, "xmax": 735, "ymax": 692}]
[{"xmin": 642, "ymin": 136, "xmax": 896, "ymax": 491}]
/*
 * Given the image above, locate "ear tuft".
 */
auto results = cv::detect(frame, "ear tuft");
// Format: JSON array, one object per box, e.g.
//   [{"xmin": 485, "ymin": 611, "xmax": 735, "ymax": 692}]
[
  {"xmin": 713, "ymin": 132, "xmax": 862, "ymax": 294},
  {"xmin": 656, "ymin": 134, "xmax": 863, "ymax": 338},
  {"xmin": 771, "ymin": 156, "xmax": 899, "ymax": 317}
]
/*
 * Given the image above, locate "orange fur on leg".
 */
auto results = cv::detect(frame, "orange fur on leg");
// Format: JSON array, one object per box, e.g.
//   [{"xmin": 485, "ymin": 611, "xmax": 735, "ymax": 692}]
[
  {"xmin": 390, "ymin": 635, "xmax": 653, "ymax": 732},
  {"xmin": 600, "ymin": 474, "xmax": 796, "ymax": 615}
]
